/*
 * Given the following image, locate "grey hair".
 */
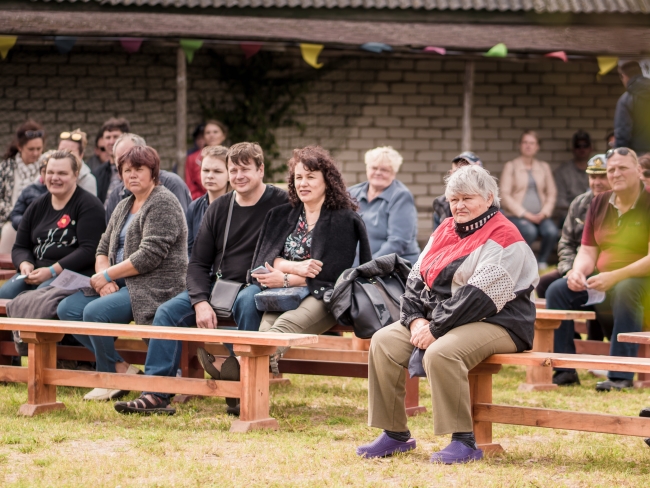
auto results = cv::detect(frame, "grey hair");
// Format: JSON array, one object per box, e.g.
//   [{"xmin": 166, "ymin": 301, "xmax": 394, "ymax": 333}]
[
  {"xmin": 114, "ymin": 133, "xmax": 146, "ymax": 152},
  {"xmin": 364, "ymin": 146, "xmax": 403, "ymax": 173},
  {"xmin": 444, "ymin": 164, "xmax": 500, "ymax": 208}
]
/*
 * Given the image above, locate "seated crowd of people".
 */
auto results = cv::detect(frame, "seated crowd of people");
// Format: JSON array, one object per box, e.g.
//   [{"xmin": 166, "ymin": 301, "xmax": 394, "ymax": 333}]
[{"xmin": 0, "ymin": 113, "xmax": 649, "ymax": 464}]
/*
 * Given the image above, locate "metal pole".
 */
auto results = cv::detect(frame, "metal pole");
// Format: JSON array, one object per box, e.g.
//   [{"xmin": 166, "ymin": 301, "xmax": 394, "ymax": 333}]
[
  {"xmin": 176, "ymin": 46, "xmax": 187, "ymax": 177},
  {"xmin": 461, "ymin": 60, "xmax": 475, "ymax": 153}
]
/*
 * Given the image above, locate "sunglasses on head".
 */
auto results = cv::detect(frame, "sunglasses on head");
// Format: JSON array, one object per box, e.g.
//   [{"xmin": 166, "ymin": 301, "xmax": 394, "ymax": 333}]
[
  {"xmin": 24, "ymin": 130, "xmax": 44, "ymax": 139},
  {"xmin": 606, "ymin": 147, "xmax": 630, "ymax": 158},
  {"xmin": 60, "ymin": 131, "xmax": 83, "ymax": 142}
]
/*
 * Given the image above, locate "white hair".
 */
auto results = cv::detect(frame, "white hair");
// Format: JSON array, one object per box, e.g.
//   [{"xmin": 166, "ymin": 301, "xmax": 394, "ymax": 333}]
[
  {"xmin": 444, "ymin": 164, "xmax": 500, "ymax": 208},
  {"xmin": 364, "ymin": 146, "xmax": 403, "ymax": 173},
  {"xmin": 114, "ymin": 133, "xmax": 146, "ymax": 152}
]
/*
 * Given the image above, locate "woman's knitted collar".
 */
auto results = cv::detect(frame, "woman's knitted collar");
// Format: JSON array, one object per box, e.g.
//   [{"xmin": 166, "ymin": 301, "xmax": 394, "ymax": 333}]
[{"xmin": 454, "ymin": 206, "xmax": 499, "ymax": 238}]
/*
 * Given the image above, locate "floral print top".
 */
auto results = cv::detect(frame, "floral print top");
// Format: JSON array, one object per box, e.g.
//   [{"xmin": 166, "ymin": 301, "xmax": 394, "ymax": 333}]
[{"xmin": 282, "ymin": 210, "xmax": 313, "ymax": 261}]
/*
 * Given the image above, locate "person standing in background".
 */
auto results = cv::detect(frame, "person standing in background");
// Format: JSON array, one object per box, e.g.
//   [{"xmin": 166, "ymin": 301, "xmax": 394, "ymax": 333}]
[
  {"xmin": 614, "ymin": 60, "xmax": 650, "ymax": 154},
  {"xmin": 500, "ymin": 130, "xmax": 558, "ymax": 271},
  {"xmin": 553, "ymin": 130, "xmax": 591, "ymax": 227},
  {"xmin": 185, "ymin": 120, "xmax": 228, "ymax": 200}
]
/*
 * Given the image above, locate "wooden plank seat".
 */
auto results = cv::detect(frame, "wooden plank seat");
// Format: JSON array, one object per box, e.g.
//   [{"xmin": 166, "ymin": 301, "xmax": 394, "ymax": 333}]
[
  {"xmin": 0, "ymin": 317, "xmax": 317, "ymax": 432},
  {"xmin": 0, "ymin": 299, "xmax": 8, "ymax": 316},
  {"xmin": 0, "ymin": 254, "xmax": 14, "ymax": 270},
  {"xmin": 470, "ymin": 351, "xmax": 650, "ymax": 454}
]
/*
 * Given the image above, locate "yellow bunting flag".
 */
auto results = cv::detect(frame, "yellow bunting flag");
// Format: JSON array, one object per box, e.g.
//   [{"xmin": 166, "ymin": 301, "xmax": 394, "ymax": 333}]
[
  {"xmin": 180, "ymin": 39, "xmax": 203, "ymax": 64},
  {"xmin": 597, "ymin": 56, "xmax": 619, "ymax": 76},
  {"xmin": 300, "ymin": 44, "xmax": 324, "ymax": 69},
  {"xmin": 484, "ymin": 43, "xmax": 507, "ymax": 58},
  {"xmin": 0, "ymin": 36, "xmax": 17, "ymax": 60}
]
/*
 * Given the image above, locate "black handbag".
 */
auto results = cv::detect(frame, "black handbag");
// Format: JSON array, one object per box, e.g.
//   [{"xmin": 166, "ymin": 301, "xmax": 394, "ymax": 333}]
[
  {"xmin": 349, "ymin": 273, "xmax": 405, "ymax": 339},
  {"xmin": 209, "ymin": 192, "xmax": 245, "ymax": 318}
]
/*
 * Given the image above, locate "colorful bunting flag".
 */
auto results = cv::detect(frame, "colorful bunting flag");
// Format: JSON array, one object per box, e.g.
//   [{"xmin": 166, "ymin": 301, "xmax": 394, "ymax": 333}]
[
  {"xmin": 120, "ymin": 38, "xmax": 144, "ymax": 54},
  {"xmin": 544, "ymin": 51, "xmax": 568, "ymax": 62},
  {"xmin": 300, "ymin": 43, "xmax": 324, "ymax": 69},
  {"xmin": 597, "ymin": 56, "xmax": 619, "ymax": 76},
  {"xmin": 0, "ymin": 36, "xmax": 17, "ymax": 60},
  {"xmin": 423, "ymin": 46, "xmax": 446, "ymax": 55},
  {"xmin": 484, "ymin": 43, "xmax": 507, "ymax": 58},
  {"xmin": 360, "ymin": 43, "xmax": 392, "ymax": 54},
  {"xmin": 54, "ymin": 36, "xmax": 76, "ymax": 54},
  {"xmin": 240, "ymin": 43, "xmax": 262, "ymax": 59},
  {"xmin": 180, "ymin": 39, "xmax": 203, "ymax": 63}
]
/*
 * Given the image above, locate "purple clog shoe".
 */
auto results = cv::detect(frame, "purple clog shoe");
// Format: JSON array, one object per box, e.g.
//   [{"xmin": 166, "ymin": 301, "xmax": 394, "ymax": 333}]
[
  {"xmin": 356, "ymin": 432, "xmax": 416, "ymax": 459},
  {"xmin": 430, "ymin": 441, "xmax": 483, "ymax": 464}
]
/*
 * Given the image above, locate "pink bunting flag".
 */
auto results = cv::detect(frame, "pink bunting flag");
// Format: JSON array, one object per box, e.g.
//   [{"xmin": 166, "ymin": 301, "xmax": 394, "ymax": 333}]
[
  {"xmin": 240, "ymin": 43, "xmax": 262, "ymax": 59},
  {"xmin": 544, "ymin": 51, "xmax": 568, "ymax": 62},
  {"xmin": 423, "ymin": 46, "xmax": 446, "ymax": 55},
  {"xmin": 120, "ymin": 38, "xmax": 144, "ymax": 54}
]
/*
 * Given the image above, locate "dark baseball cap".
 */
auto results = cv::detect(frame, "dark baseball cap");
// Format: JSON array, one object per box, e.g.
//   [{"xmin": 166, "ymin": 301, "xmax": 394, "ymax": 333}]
[
  {"xmin": 572, "ymin": 130, "xmax": 591, "ymax": 148},
  {"xmin": 452, "ymin": 151, "xmax": 483, "ymax": 167}
]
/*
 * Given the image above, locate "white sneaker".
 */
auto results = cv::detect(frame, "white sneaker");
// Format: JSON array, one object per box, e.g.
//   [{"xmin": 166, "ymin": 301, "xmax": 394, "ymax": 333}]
[
  {"xmin": 588, "ymin": 369, "xmax": 609, "ymax": 378},
  {"xmin": 84, "ymin": 388, "xmax": 123, "ymax": 401}
]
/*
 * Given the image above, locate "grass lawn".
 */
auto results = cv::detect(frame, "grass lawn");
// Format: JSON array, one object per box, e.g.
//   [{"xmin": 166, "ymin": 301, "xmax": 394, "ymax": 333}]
[{"xmin": 0, "ymin": 365, "xmax": 649, "ymax": 487}]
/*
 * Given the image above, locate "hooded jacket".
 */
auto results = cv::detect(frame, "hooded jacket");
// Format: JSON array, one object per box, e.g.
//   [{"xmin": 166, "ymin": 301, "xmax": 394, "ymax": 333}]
[{"xmin": 615, "ymin": 75, "xmax": 650, "ymax": 153}]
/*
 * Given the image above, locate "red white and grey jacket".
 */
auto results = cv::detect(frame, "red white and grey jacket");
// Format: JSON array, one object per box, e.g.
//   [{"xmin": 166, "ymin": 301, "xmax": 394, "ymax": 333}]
[{"xmin": 400, "ymin": 207, "xmax": 539, "ymax": 351}]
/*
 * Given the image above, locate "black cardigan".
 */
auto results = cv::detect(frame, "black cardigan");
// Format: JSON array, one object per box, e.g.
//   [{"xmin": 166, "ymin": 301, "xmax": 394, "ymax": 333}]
[{"xmin": 250, "ymin": 203, "xmax": 372, "ymax": 299}]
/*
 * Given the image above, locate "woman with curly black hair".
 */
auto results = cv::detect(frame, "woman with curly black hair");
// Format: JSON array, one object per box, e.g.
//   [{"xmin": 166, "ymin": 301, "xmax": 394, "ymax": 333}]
[{"xmin": 198, "ymin": 146, "xmax": 372, "ymax": 379}]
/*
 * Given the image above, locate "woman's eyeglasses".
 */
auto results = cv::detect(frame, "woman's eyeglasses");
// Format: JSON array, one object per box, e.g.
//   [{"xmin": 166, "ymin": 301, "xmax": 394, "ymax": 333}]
[
  {"xmin": 60, "ymin": 131, "xmax": 83, "ymax": 142},
  {"xmin": 24, "ymin": 130, "xmax": 44, "ymax": 139},
  {"xmin": 606, "ymin": 147, "xmax": 630, "ymax": 158}
]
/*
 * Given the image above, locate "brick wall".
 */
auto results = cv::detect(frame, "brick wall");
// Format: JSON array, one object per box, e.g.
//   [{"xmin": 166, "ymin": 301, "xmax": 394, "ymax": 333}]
[{"xmin": 0, "ymin": 43, "xmax": 624, "ymax": 244}]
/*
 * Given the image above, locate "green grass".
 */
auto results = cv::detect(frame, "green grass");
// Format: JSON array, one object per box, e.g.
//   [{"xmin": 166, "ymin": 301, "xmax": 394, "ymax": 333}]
[{"xmin": 0, "ymin": 366, "xmax": 649, "ymax": 486}]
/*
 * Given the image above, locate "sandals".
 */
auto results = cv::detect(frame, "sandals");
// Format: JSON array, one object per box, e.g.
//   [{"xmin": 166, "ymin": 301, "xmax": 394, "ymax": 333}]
[
  {"xmin": 114, "ymin": 394, "xmax": 176, "ymax": 415},
  {"xmin": 197, "ymin": 348, "xmax": 240, "ymax": 411}
]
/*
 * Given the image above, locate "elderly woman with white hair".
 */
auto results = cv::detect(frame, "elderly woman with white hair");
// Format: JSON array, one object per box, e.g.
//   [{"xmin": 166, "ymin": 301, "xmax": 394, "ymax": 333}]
[
  {"xmin": 348, "ymin": 146, "xmax": 420, "ymax": 263},
  {"xmin": 357, "ymin": 165, "xmax": 538, "ymax": 464}
]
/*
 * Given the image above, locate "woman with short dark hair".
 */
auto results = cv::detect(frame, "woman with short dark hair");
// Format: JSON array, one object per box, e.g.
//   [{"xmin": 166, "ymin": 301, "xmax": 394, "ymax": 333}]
[
  {"xmin": 57, "ymin": 146, "xmax": 188, "ymax": 402},
  {"xmin": 0, "ymin": 120, "xmax": 46, "ymax": 253},
  {"xmin": 0, "ymin": 150, "xmax": 106, "ymax": 299}
]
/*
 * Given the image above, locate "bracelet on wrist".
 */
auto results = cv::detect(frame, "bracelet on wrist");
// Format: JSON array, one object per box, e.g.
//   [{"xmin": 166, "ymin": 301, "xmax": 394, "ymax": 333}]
[
  {"xmin": 49, "ymin": 266, "xmax": 57, "ymax": 278},
  {"xmin": 103, "ymin": 269, "xmax": 113, "ymax": 283},
  {"xmin": 283, "ymin": 273, "xmax": 289, "ymax": 288}
]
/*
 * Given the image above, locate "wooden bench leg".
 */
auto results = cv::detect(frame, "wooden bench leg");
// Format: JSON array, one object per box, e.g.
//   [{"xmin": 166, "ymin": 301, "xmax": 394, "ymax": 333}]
[
  {"xmin": 470, "ymin": 364, "xmax": 504, "ymax": 455},
  {"xmin": 230, "ymin": 345, "xmax": 279, "ymax": 433},
  {"xmin": 520, "ymin": 319, "xmax": 559, "ymax": 391},
  {"xmin": 635, "ymin": 344, "xmax": 650, "ymax": 388},
  {"xmin": 405, "ymin": 372, "xmax": 426, "ymax": 417},
  {"xmin": 174, "ymin": 341, "xmax": 204, "ymax": 404},
  {"xmin": 18, "ymin": 332, "xmax": 66, "ymax": 417}
]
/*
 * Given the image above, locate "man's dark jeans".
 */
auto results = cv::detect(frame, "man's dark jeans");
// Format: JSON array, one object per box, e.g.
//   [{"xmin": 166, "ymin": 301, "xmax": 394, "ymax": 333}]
[{"xmin": 547, "ymin": 276, "xmax": 650, "ymax": 381}]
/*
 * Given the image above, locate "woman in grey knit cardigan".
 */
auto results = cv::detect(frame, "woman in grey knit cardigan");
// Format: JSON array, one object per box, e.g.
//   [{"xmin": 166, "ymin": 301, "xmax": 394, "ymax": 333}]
[{"xmin": 57, "ymin": 146, "xmax": 188, "ymax": 402}]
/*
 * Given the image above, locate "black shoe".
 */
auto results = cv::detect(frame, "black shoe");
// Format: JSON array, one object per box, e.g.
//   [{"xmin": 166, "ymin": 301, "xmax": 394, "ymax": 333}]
[
  {"xmin": 552, "ymin": 371, "xmax": 580, "ymax": 386},
  {"xmin": 196, "ymin": 347, "xmax": 221, "ymax": 380},
  {"xmin": 640, "ymin": 407, "xmax": 650, "ymax": 418},
  {"xmin": 220, "ymin": 356, "xmax": 240, "ymax": 409},
  {"xmin": 226, "ymin": 402, "xmax": 240, "ymax": 417},
  {"xmin": 645, "ymin": 438, "xmax": 650, "ymax": 448},
  {"xmin": 595, "ymin": 379, "xmax": 633, "ymax": 392}
]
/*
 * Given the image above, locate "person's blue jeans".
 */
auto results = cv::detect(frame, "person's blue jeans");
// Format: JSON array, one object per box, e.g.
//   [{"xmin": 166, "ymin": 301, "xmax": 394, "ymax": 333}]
[
  {"xmin": 0, "ymin": 274, "xmax": 55, "ymax": 299},
  {"xmin": 508, "ymin": 217, "xmax": 558, "ymax": 264},
  {"xmin": 547, "ymin": 276, "xmax": 650, "ymax": 381},
  {"xmin": 56, "ymin": 287, "xmax": 133, "ymax": 373},
  {"xmin": 144, "ymin": 284, "xmax": 263, "ymax": 400}
]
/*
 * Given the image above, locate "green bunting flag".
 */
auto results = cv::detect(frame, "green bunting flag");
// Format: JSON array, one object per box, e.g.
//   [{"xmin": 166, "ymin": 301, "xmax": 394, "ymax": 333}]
[
  {"xmin": 484, "ymin": 43, "xmax": 507, "ymax": 58},
  {"xmin": 180, "ymin": 39, "xmax": 203, "ymax": 63}
]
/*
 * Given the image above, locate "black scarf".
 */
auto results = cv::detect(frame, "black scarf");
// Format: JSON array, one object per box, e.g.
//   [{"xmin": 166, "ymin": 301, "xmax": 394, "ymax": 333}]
[{"xmin": 454, "ymin": 206, "xmax": 499, "ymax": 239}]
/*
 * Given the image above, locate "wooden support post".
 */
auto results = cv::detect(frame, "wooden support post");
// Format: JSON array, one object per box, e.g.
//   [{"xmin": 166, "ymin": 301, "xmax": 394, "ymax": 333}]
[
  {"xmin": 175, "ymin": 46, "xmax": 187, "ymax": 178},
  {"xmin": 519, "ymin": 319, "xmax": 560, "ymax": 391},
  {"xmin": 405, "ymin": 373, "xmax": 426, "ymax": 417},
  {"xmin": 173, "ymin": 341, "xmax": 204, "ymax": 404},
  {"xmin": 469, "ymin": 363, "xmax": 503, "ymax": 455},
  {"xmin": 461, "ymin": 60, "xmax": 475, "ymax": 152},
  {"xmin": 635, "ymin": 343, "xmax": 650, "ymax": 388},
  {"xmin": 229, "ymin": 344, "xmax": 279, "ymax": 433},
  {"xmin": 18, "ymin": 332, "xmax": 65, "ymax": 416}
]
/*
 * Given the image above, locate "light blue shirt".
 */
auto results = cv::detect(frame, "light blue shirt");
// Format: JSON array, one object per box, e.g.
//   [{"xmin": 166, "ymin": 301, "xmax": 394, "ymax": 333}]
[{"xmin": 349, "ymin": 179, "xmax": 421, "ymax": 265}]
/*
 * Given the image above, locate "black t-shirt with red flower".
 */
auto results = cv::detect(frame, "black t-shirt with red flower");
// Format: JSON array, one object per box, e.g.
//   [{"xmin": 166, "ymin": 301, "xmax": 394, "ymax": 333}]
[{"xmin": 12, "ymin": 186, "xmax": 106, "ymax": 276}]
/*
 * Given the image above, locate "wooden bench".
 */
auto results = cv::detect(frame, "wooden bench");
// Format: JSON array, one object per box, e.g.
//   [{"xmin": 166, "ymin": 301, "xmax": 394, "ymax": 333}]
[
  {"xmin": 471, "ymin": 352, "xmax": 650, "ymax": 453},
  {"xmin": 0, "ymin": 317, "xmax": 317, "ymax": 433},
  {"xmin": 0, "ymin": 254, "xmax": 13, "ymax": 270}
]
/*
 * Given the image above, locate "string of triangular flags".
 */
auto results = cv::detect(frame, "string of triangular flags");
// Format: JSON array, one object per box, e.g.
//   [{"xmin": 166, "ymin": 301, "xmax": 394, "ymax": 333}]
[{"xmin": 0, "ymin": 35, "xmax": 644, "ymax": 80}]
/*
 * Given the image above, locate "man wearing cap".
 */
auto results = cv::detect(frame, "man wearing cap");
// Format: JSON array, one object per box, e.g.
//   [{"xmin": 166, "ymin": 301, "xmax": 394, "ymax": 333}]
[
  {"xmin": 615, "ymin": 60, "xmax": 650, "ymax": 154},
  {"xmin": 538, "ymin": 154, "xmax": 611, "ymax": 299},
  {"xmin": 553, "ymin": 130, "xmax": 592, "ymax": 227},
  {"xmin": 546, "ymin": 147, "xmax": 650, "ymax": 390},
  {"xmin": 432, "ymin": 152, "xmax": 482, "ymax": 230}
]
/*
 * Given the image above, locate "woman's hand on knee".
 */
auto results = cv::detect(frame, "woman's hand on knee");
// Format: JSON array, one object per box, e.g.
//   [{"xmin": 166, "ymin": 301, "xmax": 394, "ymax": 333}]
[
  {"xmin": 409, "ymin": 319, "xmax": 436, "ymax": 349},
  {"xmin": 99, "ymin": 282, "xmax": 119, "ymax": 297},
  {"xmin": 25, "ymin": 267, "xmax": 52, "ymax": 285}
]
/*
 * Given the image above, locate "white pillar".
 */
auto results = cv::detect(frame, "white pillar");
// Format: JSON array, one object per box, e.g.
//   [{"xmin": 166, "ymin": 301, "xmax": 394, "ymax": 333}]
[{"xmin": 461, "ymin": 60, "xmax": 475, "ymax": 153}]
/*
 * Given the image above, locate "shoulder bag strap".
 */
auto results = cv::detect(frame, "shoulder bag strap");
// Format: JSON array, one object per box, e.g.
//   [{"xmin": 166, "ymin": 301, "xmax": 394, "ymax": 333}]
[{"xmin": 216, "ymin": 191, "xmax": 236, "ymax": 278}]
